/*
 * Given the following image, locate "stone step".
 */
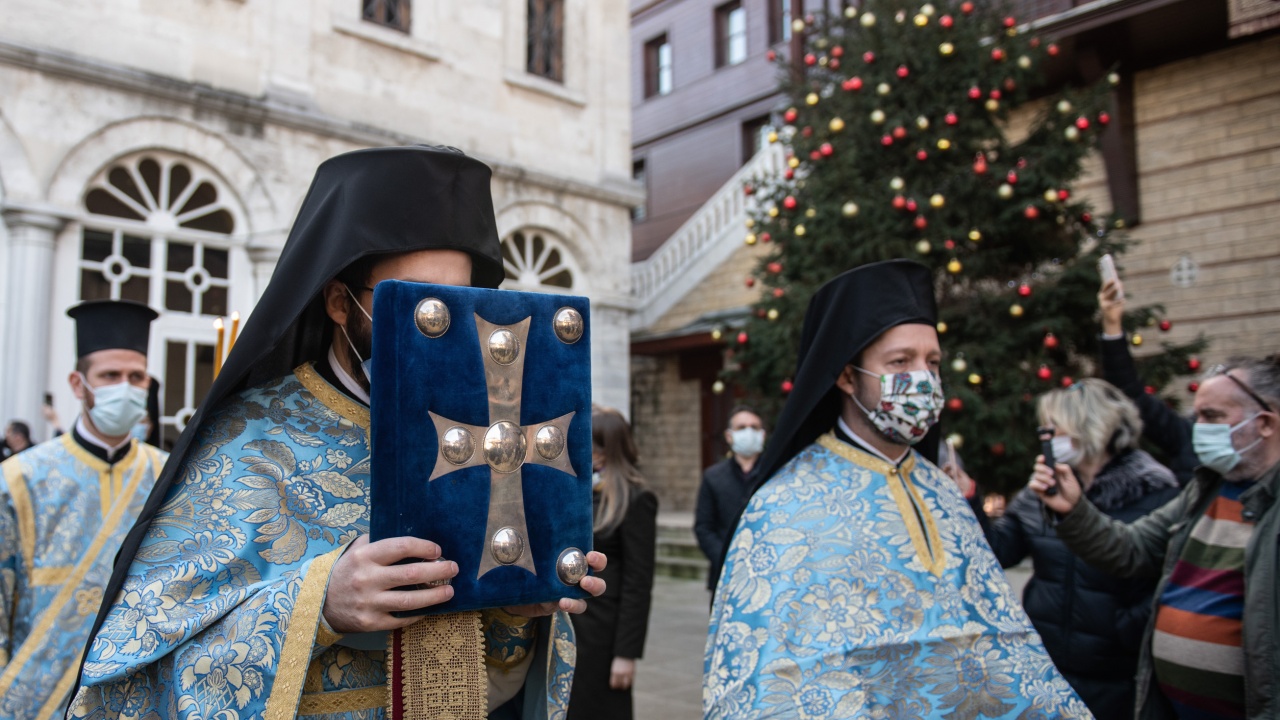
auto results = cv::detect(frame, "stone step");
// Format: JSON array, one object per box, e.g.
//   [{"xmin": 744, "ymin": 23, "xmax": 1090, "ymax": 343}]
[
  {"xmin": 658, "ymin": 541, "xmax": 706, "ymax": 560},
  {"xmin": 655, "ymin": 555, "xmax": 708, "ymax": 582}
]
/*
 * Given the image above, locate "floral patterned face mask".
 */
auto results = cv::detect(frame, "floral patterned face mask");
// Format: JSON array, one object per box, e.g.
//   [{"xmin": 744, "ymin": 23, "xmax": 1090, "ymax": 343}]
[{"xmin": 849, "ymin": 367, "xmax": 944, "ymax": 445}]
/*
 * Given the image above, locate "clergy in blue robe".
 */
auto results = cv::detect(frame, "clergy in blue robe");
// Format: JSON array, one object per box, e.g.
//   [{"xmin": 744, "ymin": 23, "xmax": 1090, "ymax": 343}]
[
  {"xmin": 0, "ymin": 300, "xmax": 165, "ymax": 720},
  {"xmin": 69, "ymin": 146, "xmax": 604, "ymax": 720},
  {"xmin": 705, "ymin": 261, "xmax": 1092, "ymax": 719}
]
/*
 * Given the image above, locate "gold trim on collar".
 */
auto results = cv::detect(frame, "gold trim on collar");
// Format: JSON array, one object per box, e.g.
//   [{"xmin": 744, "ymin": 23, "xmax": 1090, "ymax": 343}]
[
  {"xmin": 819, "ymin": 433, "xmax": 945, "ymax": 577},
  {"xmin": 294, "ymin": 363, "xmax": 371, "ymax": 431}
]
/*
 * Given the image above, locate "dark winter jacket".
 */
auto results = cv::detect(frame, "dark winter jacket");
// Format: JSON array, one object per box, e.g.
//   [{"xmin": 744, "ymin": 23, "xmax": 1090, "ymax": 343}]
[
  {"xmin": 1099, "ymin": 337, "xmax": 1198, "ymax": 484},
  {"xmin": 978, "ymin": 449, "xmax": 1180, "ymax": 719},
  {"xmin": 694, "ymin": 457, "xmax": 754, "ymax": 590},
  {"xmin": 1055, "ymin": 457, "xmax": 1280, "ymax": 720}
]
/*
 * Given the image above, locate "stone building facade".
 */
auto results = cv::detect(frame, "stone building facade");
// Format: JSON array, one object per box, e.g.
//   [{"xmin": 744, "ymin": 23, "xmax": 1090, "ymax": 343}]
[
  {"xmin": 0, "ymin": 0, "xmax": 639, "ymax": 446},
  {"xmin": 630, "ymin": 0, "xmax": 1280, "ymax": 511}
]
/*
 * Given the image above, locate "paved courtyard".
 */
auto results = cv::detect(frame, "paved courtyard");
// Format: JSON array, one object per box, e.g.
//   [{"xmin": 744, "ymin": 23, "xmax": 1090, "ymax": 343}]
[{"xmin": 633, "ymin": 563, "xmax": 1033, "ymax": 720}]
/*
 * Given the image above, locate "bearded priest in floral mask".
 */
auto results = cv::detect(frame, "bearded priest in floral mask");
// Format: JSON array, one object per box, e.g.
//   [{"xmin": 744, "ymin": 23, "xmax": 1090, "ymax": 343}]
[
  {"xmin": 703, "ymin": 260, "xmax": 1091, "ymax": 719},
  {"xmin": 0, "ymin": 299, "xmax": 166, "ymax": 719}
]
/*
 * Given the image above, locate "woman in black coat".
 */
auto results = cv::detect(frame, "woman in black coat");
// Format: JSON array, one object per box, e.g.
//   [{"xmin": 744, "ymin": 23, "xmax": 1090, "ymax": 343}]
[
  {"xmin": 567, "ymin": 408, "xmax": 658, "ymax": 720},
  {"xmin": 971, "ymin": 379, "xmax": 1180, "ymax": 719}
]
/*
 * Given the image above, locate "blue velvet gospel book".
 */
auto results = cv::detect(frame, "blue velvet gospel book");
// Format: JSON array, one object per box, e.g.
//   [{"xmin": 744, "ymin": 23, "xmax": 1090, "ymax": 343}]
[{"xmin": 369, "ymin": 280, "xmax": 594, "ymax": 614}]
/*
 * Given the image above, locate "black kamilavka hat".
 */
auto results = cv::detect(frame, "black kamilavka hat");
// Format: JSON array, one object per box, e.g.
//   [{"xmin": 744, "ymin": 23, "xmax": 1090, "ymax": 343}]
[{"xmin": 66, "ymin": 300, "xmax": 159, "ymax": 358}]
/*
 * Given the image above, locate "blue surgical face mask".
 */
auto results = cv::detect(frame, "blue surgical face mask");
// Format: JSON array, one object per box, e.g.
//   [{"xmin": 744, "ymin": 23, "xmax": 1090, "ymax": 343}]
[
  {"xmin": 342, "ymin": 285, "xmax": 374, "ymax": 387},
  {"xmin": 80, "ymin": 374, "xmax": 149, "ymax": 438},
  {"xmin": 729, "ymin": 428, "xmax": 764, "ymax": 457},
  {"xmin": 1193, "ymin": 413, "xmax": 1262, "ymax": 476},
  {"xmin": 128, "ymin": 423, "xmax": 150, "ymax": 442}
]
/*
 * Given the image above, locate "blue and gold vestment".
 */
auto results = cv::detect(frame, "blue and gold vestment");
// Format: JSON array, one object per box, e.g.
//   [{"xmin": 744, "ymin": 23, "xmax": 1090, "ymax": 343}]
[
  {"xmin": 705, "ymin": 433, "xmax": 1093, "ymax": 719},
  {"xmin": 0, "ymin": 433, "xmax": 165, "ymax": 720},
  {"xmin": 69, "ymin": 364, "xmax": 575, "ymax": 720}
]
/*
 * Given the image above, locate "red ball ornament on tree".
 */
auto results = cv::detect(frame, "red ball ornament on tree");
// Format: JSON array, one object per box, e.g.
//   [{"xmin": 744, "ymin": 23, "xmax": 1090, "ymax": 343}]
[
  {"xmin": 831, "ymin": 46, "xmax": 844, "ymax": 58},
  {"xmin": 896, "ymin": 65, "xmax": 909, "ymax": 78},
  {"xmin": 1098, "ymin": 111, "xmax": 1111, "ymax": 125},
  {"xmin": 759, "ymin": 232, "xmax": 771, "ymax": 243},
  {"xmin": 783, "ymin": 196, "xmax": 798, "ymax": 210},
  {"xmin": 1017, "ymin": 283, "xmax": 1032, "ymax": 297},
  {"xmin": 989, "ymin": 89, "xmax": 1002, "ymax": 100},
  {"xmin": 744, "ymin": 277, "xmax": 755, "ymax": 288},
  {"xmin": 1043, "ymin": 332, "xmax": 1059, "ymax": 349},
  {"xmin": 766, "ymin": 49, "xmax": 776, "ymax": 61},
  {"xmin": 892, "ymin": 195, "xmax": 907, "ymax": 210},
  {"xmin": 1004, "ymin": 78, "xmax": 1017, "ymax": 92},
  {"xmin": 829, "ymin": 58, "xmax": 840, "ymax": 70},
  {"xmin": 1144, "ymin": 385, "xmax": 1157, "ymax": 395},
  {"xmin": 1188, "ymin": 357, "xmax": 1202, "ymax": 371},
  {"xmin": 1037, "ymin": 364, "xmax": 1053, "ymax": 381},
  {"xmin": 1058, "ymin": 189, "xmax": 1070, "ymax": 201},
  {"xmin": 863, "ymin": 50, "xmax": 876, "ymax": 64},
  {"xmin": 784, "ymin": 168, "xmax": 795, "ymax": 180},
  {"xmin": 892, "ymin": 126, "xmax": 907, "ymax": 140},
  {"xmin": 783, "ymin": 108, "xmax": 798, "ymax": 123},
  {"xmin": 781, "ymin": 379, "xmax": 794, "ymax": 394},
  {"xmin": 991, "ymin": 442, "xmax": 1006, "ymax": 456},
  {"xmin": 945, "ymin": 112, "xmax": 959, "ymax": 125},
  {"xmin": 991, "ymin": 48, "xmax": 1006, "ymax": 62},
  {"xmin": 905, "ymin": 199, "xmax": 919, "ymax": 212},
  {"xmin": 916, "ymin": 150, "xmax": 929, "ymax": 161},
  {"xmin": 737, "ymin": 331, "xmax": 749, "ymax": 345},
  {"xmin": 881, "ymin": 135, "xmax": 894, "ymax": 147},
  {"xmin": 944, "ymin": 239, "xmax": 956, "ymax": 249},
  {"xmin": 804, "ymin": 53, "xmax": 817, "ymax": 66},
  {"xmin": 1159, "ymin": 319, "xmax": 1172, "ymax": 332},
  {"xmin": 801, "ymin": 126, "xmax": 813, "ymax": 138},
  {"xmin": 1007, "ymin": 170, "xmax": 1018, "ymax": 184},
  {"xmin": 843, "ymin": 77, "xmax": 863, "ymax": 91},
  {"xmin": 1024, "ymin": 205, "xmax": 1040, "ymax": 219},
  {"xmin": 1075, "ymin": 117, "xmax": 1090, "ymax": 130},
  {"xmin": 1188, "ymin": 381, "xmax": 1200, "ymax": 393},
  {"xmin": 973, "ymin": 155, "xmax": 988, "ymax": 174},
  {"xmin": 961, "ymin": 1, "xmax": 975, "ymax": 13},
  {"xmin": 772, "ymin": 287, "xmax": 785, "ymax": 298},
  {"xmin": 1047, "ymin": 43, "xmax": 1060, "ymax": 56},
  {"xmin": 914, "ymin": 215, "xmax": 928, "ymax": 230},
  {"xmin": 1030, "ymin": 37, "xmax": 1041, "ymax": 48},
  {"xmin": 810, "ymin": 150, "xmax": 822, "ymax": 161},
  {"xmin": 1061, "ymin": 376, "xmax": 1074, "ymax": 387},
  {"xmin": 1004, "ymin": 16, "xmax": 1017, "ymax": 27},
  {"xmin": 940, "ymin": 15, "xmax": 954, "ymax": 28},
  {"xmin": 947, "ymin": 397, "xmax": 964, "ymax": 412},
  {"xmin": 1081, "ymin": 212, "xmax": 1092, "ymax": 223},
  {"xmin": 968, "ymin": 86, "xmax": 982, "ymax": 100},
  {"xmin": 767, "ymin": 262, "xmax": 783, "ymax": 274}
]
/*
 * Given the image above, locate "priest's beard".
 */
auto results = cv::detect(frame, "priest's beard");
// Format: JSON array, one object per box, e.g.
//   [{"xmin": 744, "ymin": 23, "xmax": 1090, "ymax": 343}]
[{"xmin": 341, "ymin": 301, "xmax": 373, "ymax": 394}]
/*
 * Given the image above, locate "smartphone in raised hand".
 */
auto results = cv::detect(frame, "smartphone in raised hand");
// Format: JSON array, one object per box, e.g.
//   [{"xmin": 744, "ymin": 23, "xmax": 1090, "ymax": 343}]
[
  {"xmin": 1037, "ymin": 426, "xmax": 1059, "ymax": 497},
  {"xmin": 1098, "ymin": 254, "xmax": 1123, "ymax": 300}
]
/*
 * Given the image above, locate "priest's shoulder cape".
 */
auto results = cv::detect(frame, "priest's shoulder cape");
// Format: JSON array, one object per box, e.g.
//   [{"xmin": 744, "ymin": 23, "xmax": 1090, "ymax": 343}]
[
  {"xmin": 0, "ymin": 433, "xmax": 165, "ymax": 719},
  {"xmin": 703, "ymin": 434, "xmax": 1093, "ymax": 719},
  {"xmin": 70, "ymin": 364, "xmax": 575, "ymax": 718}
]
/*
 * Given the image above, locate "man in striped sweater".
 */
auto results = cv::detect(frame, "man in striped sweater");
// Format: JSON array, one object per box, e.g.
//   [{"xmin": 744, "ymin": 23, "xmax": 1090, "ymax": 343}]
[{"xmin": 1030, "ymin": 355, "xmax": 1280, "ymax": 720}]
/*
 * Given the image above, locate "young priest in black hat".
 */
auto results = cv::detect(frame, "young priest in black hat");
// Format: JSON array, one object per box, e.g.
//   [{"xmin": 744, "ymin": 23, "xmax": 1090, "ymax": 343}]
[
  {"xmin": 704, "ymin": 260, "xmax": 1092, "ymax": 718},
  {"xmin": 70, "ymin": 146, "xmax": 606, "ymax": 720},
  {"xmin": 0, "ymin": 299, "xmax": 166, "ymax": 718}
]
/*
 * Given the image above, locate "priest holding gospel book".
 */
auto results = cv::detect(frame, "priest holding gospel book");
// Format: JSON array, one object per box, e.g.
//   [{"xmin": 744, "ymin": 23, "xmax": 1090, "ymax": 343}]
[{"xmin": 68, "ymin": 146, "xmax": 607, "ymax": 720}]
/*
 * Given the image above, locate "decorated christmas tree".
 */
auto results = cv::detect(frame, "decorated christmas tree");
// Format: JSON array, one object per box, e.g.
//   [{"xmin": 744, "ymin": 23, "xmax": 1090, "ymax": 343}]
[{"xmin": 728, "ymin": 0, "xmax": 1204, "ymax": 493}]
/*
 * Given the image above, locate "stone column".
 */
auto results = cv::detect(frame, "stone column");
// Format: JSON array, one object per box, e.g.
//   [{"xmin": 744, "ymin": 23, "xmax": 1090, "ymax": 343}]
[{"xmin": 2, "ymin": 209, "xmax": 66, "ymax": 442}]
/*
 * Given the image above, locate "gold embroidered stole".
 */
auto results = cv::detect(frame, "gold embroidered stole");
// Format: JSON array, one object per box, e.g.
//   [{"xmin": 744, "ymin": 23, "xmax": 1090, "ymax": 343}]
[
  {"xmin": 818, "ymin": 433, "xmax": 947, "ymax": 576},
  {"xmin": 290, "ymin": 364, "xmax": 488, "ymax": 719},
  {"xmin": 0, "ymin": 439, "xmax": 160, "ymax": 720}
]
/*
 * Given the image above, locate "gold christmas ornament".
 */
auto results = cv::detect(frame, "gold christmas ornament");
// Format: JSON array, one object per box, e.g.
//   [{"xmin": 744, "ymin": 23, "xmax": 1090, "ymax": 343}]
[
  {"xmin": 916, "ymin": 116, "xmax": 930, "ymax": 130},
  {"xmin": 870, "ymin": 109, "xmax": 886, "ymax": 124},
  {"xmin": 951, "ymin": 357, "xmax": 967, "ymax": 372},
  {"xmin": 819, "ymin": 56, "xmax": 829, "ymax": 67},
  {"xmin": 915, "ymin": 239, "xmax": 933, "ymax": 254},
  {"xmin": 792, "ymin": 18, "xmax": 806, "ymax": 32},
  {"xmin": 890, "ymin": 176, "xmax": 905, "ymax": 191},
  {"xmin": 921, "ymin": 3, "xmax": 937, "ymax": 16},
  {"xmin": 829, "ymin": 117, "xmax": 846, "ymax": 132},
  {"xmin": 842, "ymin": 201, "xmax": 860, "ymax": 217},
  {"xmin": 914, "ymin": 13, "xmax": 929, "ymax": 26},
  {"xmin": 794, "ymin": 224, "xmax": 806, "ymax": 236},
  {"xmin": 1043, "ymin": 189, "xmax": 1058, "ymax": 203},
  {"xmin": 939, "ymin": 42, "xmax": 955, "ymax": 56},
  {"xmin": 936, "ymin": 138, "xmax": 952, "ymax": 150},
  {"xmin": 985, "ymin": 98, "xmax": 1000, "ymax": 112},
  {"xmin": 844, "ymin": 5, "xmax": 857, "ymax": 18},
  {"xmin": 1108, "ymin": 72, "xmax": 1121, "ymax": 85},
  {"xmin": 1056, "ymin": 99, "xmax": 1073, "ymax": 114},
  {"xmin": 767, "ymin": 131, "xmax": 779, "ymax": 143},
  {"xmin": 788, "ymin": 156, "xmax": 801, "ymax": 168},
  {"xmin": 936, "ymin": 321, "xmax": 949, "ymax": 334},
  {"xmin": 745, "ymin": 218, "xmax": 755, "ymax": 228},
  {"xmin": 744, "ymin": 233, "xmax": 757, "ymax": 246},
  {"xmin": 930, "ymin": 193, "xmax": 945, "ymax": 208},
  {"xmin": 968, "ymin": 373, "xmax": 983, "ymax": 385},
  {"xmin": 710, "ymin": 328, "xmax": 722, "ymax": 341},
  {"xmin": 1009, "ymin": 303, "xmax": 1025, "ymax": 318},
  {"xmin": 1131, "ymin": 333, "xmax": 1143, "ymax": 346},
  {"xmin": 768, "ymin": 206, "xmax": 780, "ymax": 217},
  {"xmin": 947, "ymin": 259, "xmax": 963, "ymax": 274},
  {"xmin": 860, "ymin": 11, "xmax": 876, "ymax": 26},
  {"xmin": 1064, "ymin": 126, "xmax": 1080, "ymax": 141},
  {"xmin": 711, "ymin": 379, "xmax": 725, "ymax": 394},
  {"xmin": 805, "ymin": 208, "xmax": 816, "ymax": 218},
  {"xmin": 998, "ymin": 183, "xmax": 1014, "ymax": 199},
  {"xmin": 805, "ymin": 92, "xmax": 820, "ymax": 106},
  {"xmin": 877, "ymin": 82, "xmax": 892, "ymax": 95},
  {"xmin": 968, "ymin": 228, "xmax": 982, "ymax": 241},
  {"xmin": 767, "ymin": 308, "xmax": 779, "ymax": 320}
]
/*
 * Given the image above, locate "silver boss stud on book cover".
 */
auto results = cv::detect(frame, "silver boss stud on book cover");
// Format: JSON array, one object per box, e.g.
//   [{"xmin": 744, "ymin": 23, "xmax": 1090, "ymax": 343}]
[{"xmin": 369, "ymin": 281, "xmax": 594, "ymax": 614}]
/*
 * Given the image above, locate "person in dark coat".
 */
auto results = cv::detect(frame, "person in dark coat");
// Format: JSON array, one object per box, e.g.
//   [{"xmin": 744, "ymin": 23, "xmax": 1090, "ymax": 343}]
[
  {"xmin": 971, "ymin": 378, "xmax": 1180, "ymax": 719},
  {"xmin": 2, "ymin": 420, "xmax": 33, "ymax": 459},
  {"xmin": 693, "ymin": 405, "xmax": 765, "ymax": 592},
  {"xmin": 568, "ymin": 408, "xmax": 658, "ymax": 720}
]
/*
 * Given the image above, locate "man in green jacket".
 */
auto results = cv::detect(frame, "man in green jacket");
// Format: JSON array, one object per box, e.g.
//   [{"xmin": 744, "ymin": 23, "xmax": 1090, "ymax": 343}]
[{"xmin": 1032, "ymin": 355, "xmax": 1280, "ymax": 720}]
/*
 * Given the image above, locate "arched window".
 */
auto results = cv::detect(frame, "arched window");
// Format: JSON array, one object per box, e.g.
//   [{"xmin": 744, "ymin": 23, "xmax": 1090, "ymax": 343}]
[
  {"xmin": 501, "ymin": 229, "xmax": 578, "ymax": 291},
  {"xmin": 79, "ymin": 152, "xmax": 242, "ymax": 448}
]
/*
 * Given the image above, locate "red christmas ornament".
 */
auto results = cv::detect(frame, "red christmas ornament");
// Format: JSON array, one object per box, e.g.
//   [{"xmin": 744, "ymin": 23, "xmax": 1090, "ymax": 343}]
[
  {"xmin": 843, "ymin": 77, "xmax": 863, "ymax": 91},
  {"xmin": 1017, "ymin": 157, "xmax": 1028, "ymax": 169},
  {"xmin": 737, "ymin": 331, "xmax": 749, "ymax": 345},
  {"xmin": 991, "ymin": 48, "xmax": 1006, "ymax": 62},
  {"xmin": 1003, "ymin": 16, "xmax": 1017, "ymax": 27},
  {"xmin": 961, "ymin": 1, "xmax": 975, "ymax": 14},
  {"xmin": 772, "ymin": 287, "xmax": 785, "ymax": 298},
  {"xmin": 863, "ymin": 50, "xmax": 876, "ymax": 63},
  {"xmin": 914, "ymin": 215, "xmax": 928, "ymax": 230},
  {"xmin": 1188, "ymin": 381, "xmax": 1200, "ymax": 393},
  {"xmin": 973, "ymin": 155, "xmax": 988, "ymax": 174},
  {"xmin": 1188, "ymin": 357, "xmax": 1202, "ymax": 371},
  {"xmin": 1007, "ymin": 170, "xmax": 1018, "ymax": 184},
  {"xmin": 892, "ymin": 126, "xmax": 907, "ymax": 140},
  {"xmin": 781, "ymin": 379, "xmax": 794, "ymax": 394},
  {"xmin": 1030, "ymin": 37, "xmax": 1041, "ymax": 48},
  {"xmin": 1081, "ymin": 212, "xmax": 1092, "ymax": 223},
  {"xmin": 1004, "ymin": 78, "xmax": 1017, "ymax": 92},
  {"xmin": 744, "ymin": 277, "xmax": 755, "ymax": 288},
  {"xmin": 881, "ymin": 135, "xmax": 894, "ymax": 146},
  {"xmin": 767, "ymin": 262, "xmax": 783, "ymax": 274},
  {"xmin": 784, "ymin": 168, "xmax": 795, "ymax": 180},
  {"xmin": 801, "ymin": 126, "xmax": 813, "ymax": 138},
  {"xmin": 831, "ymin": 46, "xmax": 844, "ymax": 58},
  {"xmin": 1098, "ymin": 111, "xmax": 1111, "ymax": 125},
  {"xmin": 1075, "ymin": 117, "xmax": 1090, "ymax": 130},
  {"xmin": 1024, "ymin": 205, "xmax": 1040, "ymax": 219},
  {"xmin": 968, "ymin": 86, "xmax": 982, "ymax": 100},
  {"xmin": 1061, "ymin": 376, "xmax": 1074, "ymax": 387},
  {"xmin": 829, "ymin": 58, "xmax": 840, "ymax": 70},
  {"xmin": 1043, "ymin": 332, "xmax": 1059, "ymax": 349},
  {"xmin": 947, "ymin": 397, "xmax": 964, "ymax": 412},
  {"xmin": 896, "ymin": 65, "xmax": 909, "ymax": 78},
  {"xmin": 989, "ymin": 89, "xmax": 1002, "ymax": 100},
  {"xmin": 916, "ymin": 149, "xmax": 929, "ymax": 161},
  {"xmin": 810, "ymin": 150, "xmax": 822, "ymax": 161},
  {"xmin": 905, "ymin": 199, "xmax": 919, "ymax": 212},
  {"xmin": 1159, "ymin": 319, "xmax": 1172, "ymax": 332},
  {"xmin": 1047, "ymin": 43, "xmax": 1059, "ymax": 56},
  {"xmin": 892, "ymin": 195, "xmax": 907, "ymax": 210},
  {"xmin": 743, "ymin": 185, "xmax": 754, "ymax": 196},
  {"xmin": 783, "ymin": 196, "xmax": 798, "ymax": 210},
  {"xmin": 765, "ymin": 49, "xmax": 776, "ymax": 61},
  {"xmin": 991, "ymin": 442, "xmax": 1006, "ymax": 456},
  {"xmin": 804, "ymin": 53, "xmax": 816, "ymax": 66},
  {"xmin": 944, "ymin": 239, "xmax": 956, "ymax": 249},
  {"xmin": 783, "ymin": 108, "xmax": 798, "ymax": 123},
  {"xmin": 1058, "ymin": 189, "xmax": 1070, "ymax": 201},
  {"xmin": 1018, "ymin": 283, "xmax": 1032, "ymax": 297},
  {"xmin": 759, "ymin": 232, "xmax": 772, "ymax": 243},
  {"xmin": 1144, "ymin": 385, "xmax": 1157, "ymax": 395},
  {"xmin": 1037, "ymin": 364, "xmax": 1053, "ymax": 381},
  {"xmin": 940, "ymin": 14, "xmax": 954, "ymax": 28},
  {"xmin": 756, "ymin": 309, "xmax": 767, "ymax": 318}
]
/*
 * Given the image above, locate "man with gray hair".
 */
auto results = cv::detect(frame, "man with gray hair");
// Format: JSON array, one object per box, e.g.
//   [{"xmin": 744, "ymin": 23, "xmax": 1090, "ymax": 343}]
[{"xmin": 1032, "ymin": 354, "xmax": 1280, "ymax": 719}]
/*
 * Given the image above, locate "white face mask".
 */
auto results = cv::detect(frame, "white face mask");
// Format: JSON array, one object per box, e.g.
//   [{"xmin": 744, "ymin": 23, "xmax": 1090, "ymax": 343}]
[
  {"xmin": 80, "ymin": 374, "xmax": 148, "ymax": 438},
  {"xmin": 1050, "ymin": 435, "xmax": 1080, "ymax": 466},
  {"xmin": 729, "ymin": 427, "xmax": 764, "ymax": 457},
  {"xmin": 341, "ymin": 285, "xmax": 374, "ymax": 385}
]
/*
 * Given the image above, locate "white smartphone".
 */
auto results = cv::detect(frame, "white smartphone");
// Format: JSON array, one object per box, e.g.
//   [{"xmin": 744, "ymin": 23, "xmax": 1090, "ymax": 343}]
[{"xmin": 1098, "ymin": 253, "xmax": 1123, "ymax": 300}]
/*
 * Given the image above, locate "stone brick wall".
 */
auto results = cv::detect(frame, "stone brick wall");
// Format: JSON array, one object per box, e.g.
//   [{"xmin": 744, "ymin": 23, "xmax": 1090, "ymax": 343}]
[{"xmin": 631, "ymin": 354, "xmax": 704, "ymax": 511}]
